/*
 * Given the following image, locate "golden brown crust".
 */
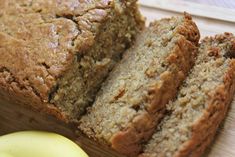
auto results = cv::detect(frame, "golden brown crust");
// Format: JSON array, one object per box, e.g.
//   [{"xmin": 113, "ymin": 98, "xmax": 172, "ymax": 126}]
[
  {"xmin": 0, "ymin": 0, "xmax": 112, "ymax": 102},
  {"xmin": 0, "ymin": 74, "xmax": 67, "ymax": 121},
  {"xmin": 140, "ymin": 33, "xmax": 235, "ymax": 157},
  {"xmin": 0, "ymin": 0, "xmax": 144, "ymax": 122},
  {"xmin": 0, "ymin": 0, "xmax": 112, "ymax": 121},
  {"xmin": 174, "ymin": 60, "xmax": 235, "ymax": 157},
  {"xmin": 110, "ymin": 15, "xmax": 199, "ymax": 156}
]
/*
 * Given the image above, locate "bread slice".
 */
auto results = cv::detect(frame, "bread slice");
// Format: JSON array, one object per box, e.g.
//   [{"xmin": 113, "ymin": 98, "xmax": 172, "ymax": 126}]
[
  {"xmin": 140, "ymin": 33, "xmax": 235, "ymax": 157},
  {"xmin": 79, "ymin": 14, "xmax": 200, "ymax": 156},
  {"xmin": 0, "ymin": 0, "xmax": 144, "ymax": 122}
]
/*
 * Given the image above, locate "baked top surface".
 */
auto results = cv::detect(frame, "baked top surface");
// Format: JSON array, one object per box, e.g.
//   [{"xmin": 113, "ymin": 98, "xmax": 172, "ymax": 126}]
[{"xmin": 0, "ymin": 0, "xmax": 113, "ymax": 101}]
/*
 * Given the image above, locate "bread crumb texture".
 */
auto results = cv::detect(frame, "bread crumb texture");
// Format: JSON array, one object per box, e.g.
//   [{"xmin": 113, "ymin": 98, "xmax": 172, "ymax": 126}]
[
  {"xmin": 141, "ymin": 33, "xmax": 235, "ymax": 157},
  {"xmin": 0, "ymin": 0, "xmax": 144, "ymax": 121},
  {"xmin": 79, "ymin": 14, "xmax": 200, "ymax": 156}
]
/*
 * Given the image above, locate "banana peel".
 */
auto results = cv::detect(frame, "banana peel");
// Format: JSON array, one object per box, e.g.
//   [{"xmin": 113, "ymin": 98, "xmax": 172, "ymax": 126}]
[{"xmin": 0, "ymin": 131, "xmax": 88, "ymax": 157}]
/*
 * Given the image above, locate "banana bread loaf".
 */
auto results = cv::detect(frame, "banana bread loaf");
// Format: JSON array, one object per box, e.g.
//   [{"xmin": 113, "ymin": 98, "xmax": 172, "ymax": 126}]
[
  {"xmin": 141, "ymin": 33, "xmax": 235, "ymax": 157},
  {"xmin": 79, "ymin": 14, "xmax": 200, "ymax": 156},
  {"xmin": 0, "ymin": 0, "xmax": 144, "ymax": 122}
]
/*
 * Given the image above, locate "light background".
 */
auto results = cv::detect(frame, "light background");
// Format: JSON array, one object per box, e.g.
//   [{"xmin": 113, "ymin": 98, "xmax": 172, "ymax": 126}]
[{"xmin": 186, "ymin": 0, "xmax": 235, "ymax": 9}]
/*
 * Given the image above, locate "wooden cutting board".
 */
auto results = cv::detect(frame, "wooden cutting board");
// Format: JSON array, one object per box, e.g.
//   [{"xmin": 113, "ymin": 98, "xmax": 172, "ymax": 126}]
[{"xmin": 1, "ymin": 2, "xmax": 235, "ymax": 157}]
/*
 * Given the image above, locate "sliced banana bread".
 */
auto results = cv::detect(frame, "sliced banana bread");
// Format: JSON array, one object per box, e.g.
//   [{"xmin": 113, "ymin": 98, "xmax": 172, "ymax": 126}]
[
  {"xmin": 141, "ymin": 33, "xmax": 235, "ymax": 157},
  {"xmin": 79, "ymin": 14, "xmax": 200, "ymax": 156},
  {"xmin": 0, "ymin": 0, "xmax": 144, "ymax": 122}
]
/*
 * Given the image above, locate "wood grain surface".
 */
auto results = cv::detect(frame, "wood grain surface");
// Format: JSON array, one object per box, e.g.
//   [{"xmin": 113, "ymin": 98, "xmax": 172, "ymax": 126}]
[
  {"xmin": 1, "ymin": 2, "xmax": 235, "ymax": 157},
  {"xmin": 139, "ymin": 0, "xmax": 235, "ymax": 23},
  {"xmin": 187, "ymin": 0, "xmax": 235, "ymax": 9}
]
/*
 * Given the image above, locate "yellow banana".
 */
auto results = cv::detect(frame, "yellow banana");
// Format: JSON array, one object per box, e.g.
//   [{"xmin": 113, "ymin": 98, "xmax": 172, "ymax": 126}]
[
  {"xmin": 0, "ymin": 131, "xmax": 88, "ymax": 157},
  {"xmin": 0, "ymin": 152, "xmax": 14, "ymax": 157}
]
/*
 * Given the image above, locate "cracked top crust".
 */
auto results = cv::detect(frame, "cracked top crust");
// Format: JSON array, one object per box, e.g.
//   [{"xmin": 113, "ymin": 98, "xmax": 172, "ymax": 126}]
[{"xmin": 0, "ymin": 0, "xmax": 124, "ymax": 102}]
